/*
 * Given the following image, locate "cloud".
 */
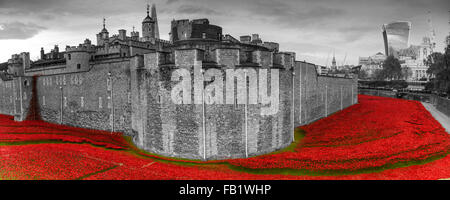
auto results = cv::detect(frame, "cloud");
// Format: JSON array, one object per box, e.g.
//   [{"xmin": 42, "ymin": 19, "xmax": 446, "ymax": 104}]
[
  {"xmin": 0, "ymin": 0, "xmax": 144, "ymax": 18},
  {"xmin": 335, "ymin": 25, "xmax": 377, "ymax": 43},
  {"xmin": 242, "ymin": 0, "xmax": 346, "ymax": 29},
  {"xmin": 0, "ymin": 21, "xmax": 46, "ymax": 40},
  {"xmin": 166, "ymin": 0, "xmax": 180, "ymax": 4},
  {"xmin": 176, "ymin": 4, "xmax": 221, "ymax": 15}
]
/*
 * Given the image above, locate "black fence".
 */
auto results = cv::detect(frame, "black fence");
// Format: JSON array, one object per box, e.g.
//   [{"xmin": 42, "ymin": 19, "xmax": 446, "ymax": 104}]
[
  {"xmin": 430, "ymin": 95, "xmax": 450, "ymax": 118},
  {"xmin": 359, "ymin": 88, "xmax": 450, "ymax": 118}
]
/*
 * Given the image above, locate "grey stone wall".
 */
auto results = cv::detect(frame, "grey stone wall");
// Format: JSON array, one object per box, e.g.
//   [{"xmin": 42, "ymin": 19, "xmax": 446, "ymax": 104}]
[
  {"xmin": 0, "ymin": 49, "xmax": 358, "ymax": 161},
  {"xmin": 132, "ymin": 52, "xmax": 295, "ymax": 160},
  {"xmin": 0, "ymin": 79, "xmax": 15, "ymax": 116},
  {"xmin": 28, "ymin": 59, "xmax": 133, "ymax": 134},
  {"xmin": 0, "ymin": 77, "xmax": 34, "ymax": 121},
  {"xmin": 294, "ymin": 61, "xmax": 357, "ymax": 126}
]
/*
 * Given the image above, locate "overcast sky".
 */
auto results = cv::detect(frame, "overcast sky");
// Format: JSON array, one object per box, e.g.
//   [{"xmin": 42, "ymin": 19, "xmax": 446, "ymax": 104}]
[{"xmin": 0, "ymin": 0, "xmax": 449, "ymax": 65}]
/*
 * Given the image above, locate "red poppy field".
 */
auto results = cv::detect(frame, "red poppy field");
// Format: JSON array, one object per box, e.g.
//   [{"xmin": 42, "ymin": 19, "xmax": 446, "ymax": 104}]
[{"xmin": 0, "ymin": 94, "xmax": 449, "ymax": 180}]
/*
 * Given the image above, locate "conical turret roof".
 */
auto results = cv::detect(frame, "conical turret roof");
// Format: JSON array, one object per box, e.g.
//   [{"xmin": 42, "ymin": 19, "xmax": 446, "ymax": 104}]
[{"xmin": 142, "ymin": 4, "xmax": 154, "ymax": 23}]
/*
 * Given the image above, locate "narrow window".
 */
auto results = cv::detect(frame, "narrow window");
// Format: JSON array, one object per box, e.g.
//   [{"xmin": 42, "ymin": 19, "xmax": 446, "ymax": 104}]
[
  {"xmin": 107, "ymin": 96, "xmax": 111, "ymax": 109},
  {"xmin": 99, "ymin": 97, "xmax": 103, "ymax": 109},
  {"xmin": 68, "ymin": 54, "xmax": 71, "ymax": 60},
  {"xmin": 43, "ymin": 96, "xmax": 46, "ymax": 106},
  {"xmin": 107, "ymin": 78, "xmax": 111, "ymax": 91},
  {"xmin": 80, "ymin": 97, "xmax": 84, "ymax": 108},
  {"xmin": 77, "ymin": 64, "xmax": 81, "ymax": 69},
  {"xmin": 64, "ymin": 97, "xmax": 67, "ymax": 107}
]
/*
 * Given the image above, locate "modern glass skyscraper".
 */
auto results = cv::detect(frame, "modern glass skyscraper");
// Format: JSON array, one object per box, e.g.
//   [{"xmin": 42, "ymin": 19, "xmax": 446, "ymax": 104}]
[{"xmin": 382, "ymin": 21, "xmax": 412, "ymax": 56}]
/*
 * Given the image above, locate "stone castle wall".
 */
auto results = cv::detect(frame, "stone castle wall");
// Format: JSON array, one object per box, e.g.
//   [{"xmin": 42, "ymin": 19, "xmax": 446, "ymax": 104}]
[
  {"xmin": 294, "ymin": 61, "xmax": 357, "ymax": 126},
  {"xmin": 0, "ymin": 49, "xmax": 357, "ymax": 160}
]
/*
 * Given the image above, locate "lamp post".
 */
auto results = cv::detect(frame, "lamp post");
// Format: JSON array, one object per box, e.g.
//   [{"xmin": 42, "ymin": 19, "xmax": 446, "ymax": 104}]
[
  {"xmin": 325, "ymin": 84, "xmax": 328, "ymax": 116},
  {"xmin": 59, "ymin": 86, "xmax": 63, "ymax": 124},
  {"xmin": 340, "ymin": 85, "xmax": 343, "ymax": 110},
  {"xmin": 201, "ymin": 69, "xmax": 206, "ymax": 161},
  {"xmin": 12, "ymin": 81, "xmax": 16, "ymax": 117},
  {"xmin": 108, "ymin": 72, "xmax": 114, "ymax": 133},
  {"xmin": 244, "ymin": 70, "xmax": 248, "ymax": 158},
  {"xmin": 19, "ymin": 77, "xmax": 23, "ymax": 121},
  {"xmin": 292, "ymin": 70, "xmax": 295, "ymax": 142},
  {"xmin": 299, "ymin": 67, "xmax": 302, "ymax": 124}
]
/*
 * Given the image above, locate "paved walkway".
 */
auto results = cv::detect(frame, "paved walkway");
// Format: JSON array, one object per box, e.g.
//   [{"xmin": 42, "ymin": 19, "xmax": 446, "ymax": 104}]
[{"xmin": 422, "ymin": 102, "xmax": 450, "ymax": 134}]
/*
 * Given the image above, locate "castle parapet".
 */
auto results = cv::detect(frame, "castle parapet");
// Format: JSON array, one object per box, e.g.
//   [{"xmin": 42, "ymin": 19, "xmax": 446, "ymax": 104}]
[
  {"xmin": 174, "ymin": 48, "xmax": 204, "ymax": 67},
  {"xmin": 274, "ymin": 52, "xmax": 295, "ymax": 70},
  {"xmin": 7, "ymin": 52, "xmax": 29, "ymax": 76},
  {"xmin": 144, "ymin": 51, "xmax": 173, "ymax": 70},
  {"xmin": 66, "ymin": 45, "xmax": 95, "ymax": 53},
  {"xmin": 214, "ymin": 47, "xmax": 240, "ymax": 68},
  {"xmin": 252, "ymin": 50, "xmax": 273, "ymax": 68}
]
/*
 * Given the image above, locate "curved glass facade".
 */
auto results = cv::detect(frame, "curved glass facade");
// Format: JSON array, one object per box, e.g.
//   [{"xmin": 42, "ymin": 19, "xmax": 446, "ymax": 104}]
[{"xmin": 382, "ymin": 21, "xmax": 411, "ymax": 56}]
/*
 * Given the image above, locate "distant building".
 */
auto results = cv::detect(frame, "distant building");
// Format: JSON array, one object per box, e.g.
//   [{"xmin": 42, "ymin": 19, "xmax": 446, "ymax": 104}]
[
  {"xmin": 398, "ymin": 37, "xmax": 433, "ymax": 81},
  {"xmin": 379, "ymin": 21, "xmax": 435, "ymax": 82},
  {"xmin": 358, "ymin": 52, "xmax": 385, "ymax": 78},
  {"xmin": 382, "ymin": 21, "xmax": 412, "ymax": 56},
  {"xmin": 446, "ymin": 35, "xmax": 450, "ymax": 46},
  {"xmin": 331, "ymin": 53, "xmax": 337, "ymax": 71},
  {"xmin": 316, "ymin": 65, "xmax": 328, "ymax": 75}
]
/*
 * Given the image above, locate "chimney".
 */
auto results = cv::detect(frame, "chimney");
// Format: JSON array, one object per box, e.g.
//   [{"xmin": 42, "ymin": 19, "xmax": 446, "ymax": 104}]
[
  {"xmin": 251, "ymin": 34, "xmax": 262, "ymax": 44},
  {"xmin": 20, "ymin": 52, "xmax": 30, "ymax": 70},
  {"xmin": 240, "ymin": 35, "xmax": 251, "ymax": 43},
  {"xmin": 40, "ymin": 47, "xmax": 45, "ymax": 60},
  {"xmin": 118, "ymin": 29, "xmax": 126, "ymax": 40},
  {"xmin": 251, "ymin": 34, "xmax": 260, "ymax": 41}
]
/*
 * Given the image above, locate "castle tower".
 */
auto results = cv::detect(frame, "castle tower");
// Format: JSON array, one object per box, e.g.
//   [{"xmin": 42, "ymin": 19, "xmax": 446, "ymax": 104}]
[
  {"xmin": 96, "ymin": 18, "xmax": 109, "ymax": 46},
  {"xmin": 142, "ymin": 4, "xmax": 156, "ymax": 42},
  {"xmin": 131, "ymin": 26, "xmax": 140, "ymax": 41}
]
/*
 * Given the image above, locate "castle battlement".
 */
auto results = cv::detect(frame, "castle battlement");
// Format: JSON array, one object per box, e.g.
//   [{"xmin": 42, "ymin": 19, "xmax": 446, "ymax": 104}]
[
  {"xmin": 66, "ymin": 45, "xmax": 95, "ymax": 53},
  {"xmin": 155, "ymin": 38, "xmax": 172, "ymax": 45},
  {"xmin": 143, "ymin": 46, "xmax": 296, "ymax": 71}
]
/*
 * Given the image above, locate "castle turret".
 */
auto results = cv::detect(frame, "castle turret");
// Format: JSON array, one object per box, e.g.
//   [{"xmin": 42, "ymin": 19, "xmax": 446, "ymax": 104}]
[
  {"xmin": 84, "ymin": 38, "xmax": 91, "ymax": 45},
  {"xmin": 7, "ymin": 52, "xmax": 29, "ymax": 76},
  {"xmin": 131, "ymin": 26, "xmax": 140, "ymax": 41},
  {"xmin": 251, "ymin": 34, "xmax": 262, "ymax": 45},
  {"xmin": 96, "ymin": 18, "xmax": 109, "ymax": 46},
  {"xmin": 118, "ymin": 29, "xmax": 127, "ymax": 40},
  {"xmin": 142, "ymin": 4, "xmax": 156, "ymax": 42},
  {"xmin": 170, "ymin": 18, "xmax": 222, "ymax": 43},
  {"xmin": 65, "ymin": 46, "xmax": 91, "ymax": 72}
]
